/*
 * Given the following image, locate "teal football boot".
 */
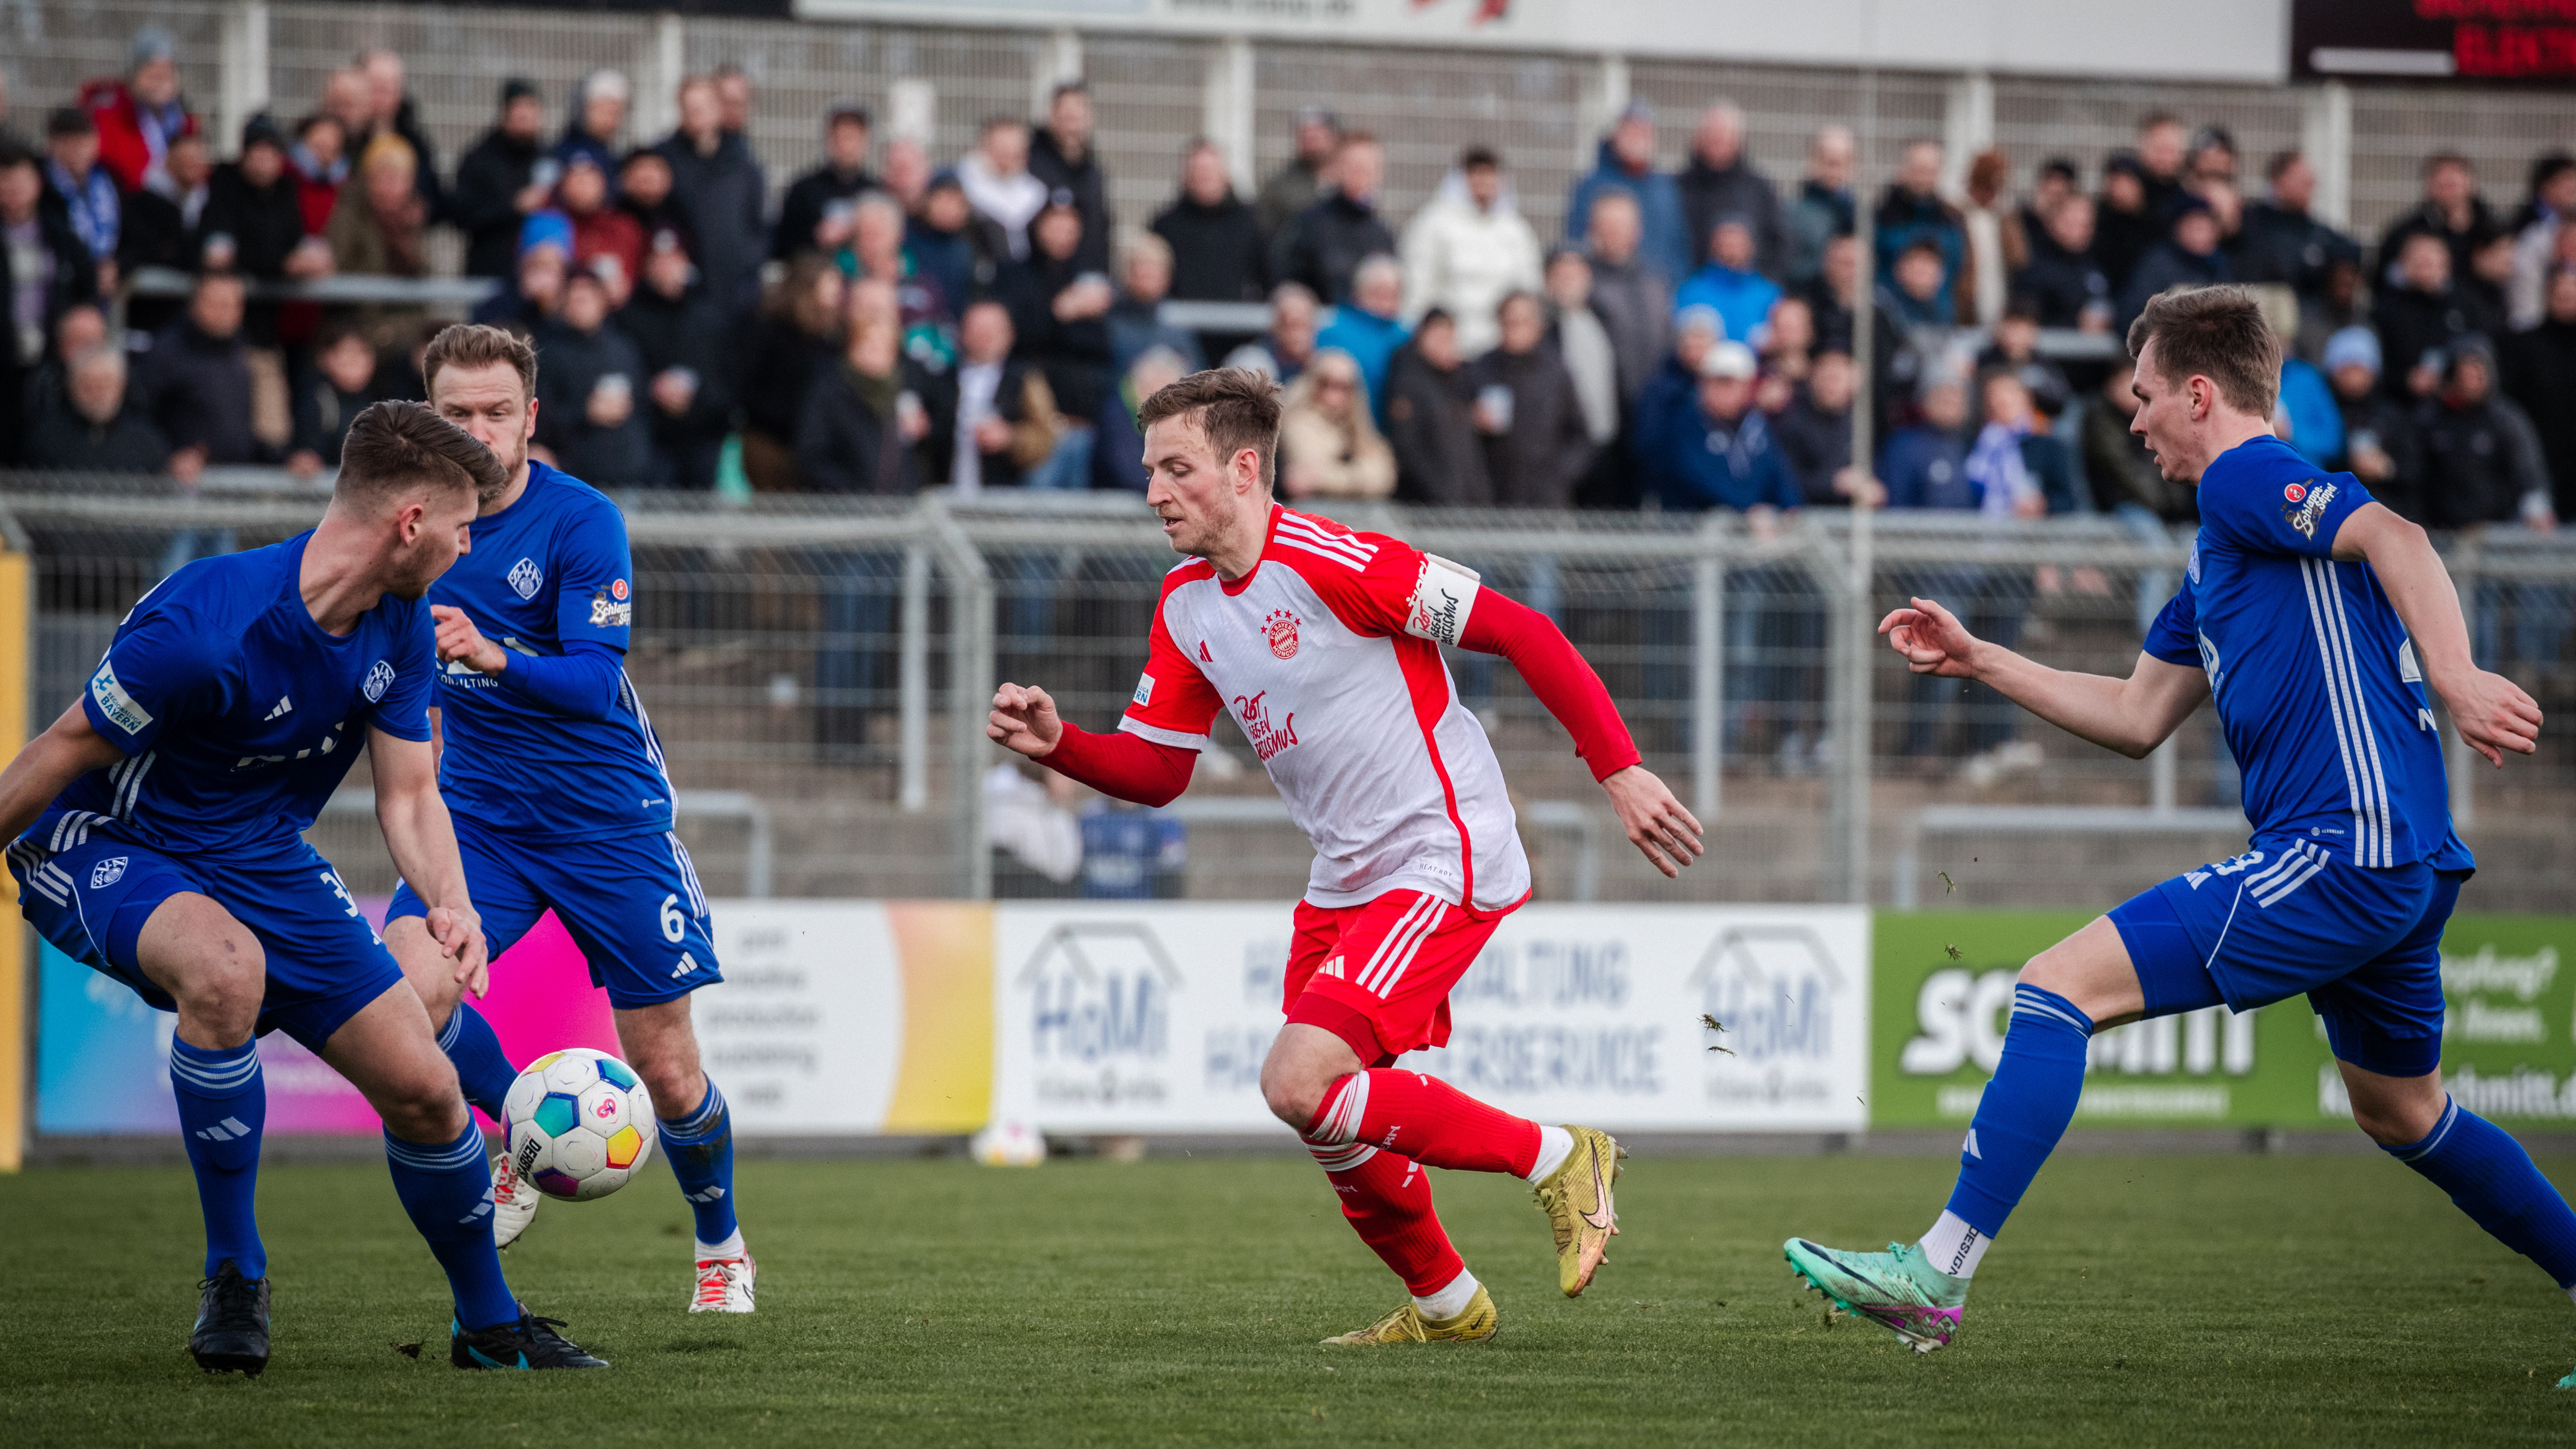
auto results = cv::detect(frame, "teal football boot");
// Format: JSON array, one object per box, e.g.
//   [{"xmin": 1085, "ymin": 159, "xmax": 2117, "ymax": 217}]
[{"xmin": 1783, "ymin": 1237, "xmax": 1968, "ymax": 1354}]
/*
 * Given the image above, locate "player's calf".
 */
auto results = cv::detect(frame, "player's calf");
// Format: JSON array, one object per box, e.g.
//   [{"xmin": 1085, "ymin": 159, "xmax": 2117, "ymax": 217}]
[{"xmin": 618, "ymin": 1000, "xmax": 751, "ymax": 1308}]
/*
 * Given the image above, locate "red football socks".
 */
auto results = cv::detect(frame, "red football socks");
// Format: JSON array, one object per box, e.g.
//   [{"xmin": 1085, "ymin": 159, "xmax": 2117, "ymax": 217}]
[
  {"xmin": 1306, "ymin": 1141, "xmax": 1464, "ymax": 1297},
  {"xmin": 1306, "ymin": 1069, "xmax": 1540, "ymax": 1178}
]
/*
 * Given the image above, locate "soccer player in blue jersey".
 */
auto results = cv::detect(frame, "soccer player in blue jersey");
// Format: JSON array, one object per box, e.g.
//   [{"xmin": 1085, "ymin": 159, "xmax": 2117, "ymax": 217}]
[
  {"xmin": 1784, "ymin": 287, "xmax": 2576, "ymax": 1368},
  {"xmin": 386, "ymin": 324, "xmax": 751, "ymax": 1313},
  {"xmin": 0, "ymin": 403, "xmax": 605, "ymax": 1373}
]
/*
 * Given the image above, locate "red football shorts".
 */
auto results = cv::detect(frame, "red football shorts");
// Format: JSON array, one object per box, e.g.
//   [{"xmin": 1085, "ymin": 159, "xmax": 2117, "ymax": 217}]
[{"xmin": 1282, "ymin": 889, "xmax": 1514, "ymax": 1066}]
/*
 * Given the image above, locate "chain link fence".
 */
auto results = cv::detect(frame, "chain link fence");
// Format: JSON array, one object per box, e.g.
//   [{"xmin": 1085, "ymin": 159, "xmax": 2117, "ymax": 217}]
[{"xmin": 5, "ymin": 477, "xmax": 2569, "ymax": 913}]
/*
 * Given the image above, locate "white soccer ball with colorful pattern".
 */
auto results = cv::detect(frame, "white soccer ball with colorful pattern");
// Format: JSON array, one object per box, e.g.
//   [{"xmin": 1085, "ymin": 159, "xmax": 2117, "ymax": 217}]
[{"xmin": 502, "ymin": 1048, "xmax": 658, "ymax": 1201}]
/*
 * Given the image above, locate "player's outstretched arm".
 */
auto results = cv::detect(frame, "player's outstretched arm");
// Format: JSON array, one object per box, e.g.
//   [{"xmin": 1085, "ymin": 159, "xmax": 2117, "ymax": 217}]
[
  {"xmin": 1883, "ymin": 596, "xmax": 2208, "ymax": 759},
  {"xmin": 989, "ymin": 682, "xmax": 1198, "ymax": 807},
  {"xmin": 1455, "ymin": 590, "xmax": 1702, "ymax": 876},
  {"xmin": 2331, "ymin": 502, "xmax": 2544, "ymax": 767},
  {"xmin": 0, "ymin": 701, "xmax": 126, "ymax": 845},
  {"xmin": 367, "ymin": 728, "xmax": 489, "ymax": 996}
]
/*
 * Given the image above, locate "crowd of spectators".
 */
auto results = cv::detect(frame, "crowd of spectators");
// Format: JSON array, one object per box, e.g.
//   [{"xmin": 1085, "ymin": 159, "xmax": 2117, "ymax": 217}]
[{"xmin": 6, "ymin": 28, "xmax": 2575, "ymax": 545}]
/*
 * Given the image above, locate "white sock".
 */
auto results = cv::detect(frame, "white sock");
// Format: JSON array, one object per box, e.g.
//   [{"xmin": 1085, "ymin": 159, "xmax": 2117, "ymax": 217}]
[
  {"xmin": 1413, "ymin": 1267, "xmax": 1480, "ymax": 1322},
  {"xmin": 1918, "ymin": 1209, "xmax": 1989, "ymax": 1280},
  {"xmin": 694, "ymin": 1228, "xmax": 746, "ymax": 1261},
  {"xmin": 1523, "ymin": 1125, "xmax": 1575, "ymax": 1185}
]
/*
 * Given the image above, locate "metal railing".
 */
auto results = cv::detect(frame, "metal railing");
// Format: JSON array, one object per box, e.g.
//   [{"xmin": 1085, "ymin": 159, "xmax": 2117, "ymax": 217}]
[{"xmin": 5, "ymin": 476, "xmax": 2570, "ymax": 911}]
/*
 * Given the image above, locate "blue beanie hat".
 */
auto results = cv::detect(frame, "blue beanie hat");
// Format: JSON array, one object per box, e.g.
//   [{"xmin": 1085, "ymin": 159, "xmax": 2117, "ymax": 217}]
[{"xmin": 2322, "ymin": 326, "xmax": 2380, "ymax": 375}]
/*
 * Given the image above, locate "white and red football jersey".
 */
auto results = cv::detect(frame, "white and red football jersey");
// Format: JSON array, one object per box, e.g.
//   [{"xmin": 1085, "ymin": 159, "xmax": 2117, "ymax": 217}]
[{"xmin": 1120, "ymin": 505, "xmax": 1529, "ymax": 912}]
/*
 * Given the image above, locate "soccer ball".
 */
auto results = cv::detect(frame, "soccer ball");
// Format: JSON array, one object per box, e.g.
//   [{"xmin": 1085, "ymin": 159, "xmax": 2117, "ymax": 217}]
[
  {"xmin": 502, "ymin": 1048, "xmax": 658, "ymax": 1201},
  {"xmin": 970, "ymin": 1119, "xmax": 1047, "ymax": 1167}
]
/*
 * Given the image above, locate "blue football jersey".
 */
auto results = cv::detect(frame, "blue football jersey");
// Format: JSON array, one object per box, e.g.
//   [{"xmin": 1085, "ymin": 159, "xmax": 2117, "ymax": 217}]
[
  {"xmin": 427, "ymin": 460, "xmax": 674, "ymax": 844},
  {"xmin": 38, "ymin": 533, "xmax": 435, "ymax": 855},
  {"xmin": 2144, "ymin": 434, "xmax": 2473, "ymax": 872}
]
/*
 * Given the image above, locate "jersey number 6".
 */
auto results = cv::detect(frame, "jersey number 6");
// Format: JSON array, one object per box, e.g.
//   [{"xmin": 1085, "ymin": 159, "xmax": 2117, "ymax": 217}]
[{"xmin": 659, "ymin": 893, "xmax": 686, "ymax": 943}]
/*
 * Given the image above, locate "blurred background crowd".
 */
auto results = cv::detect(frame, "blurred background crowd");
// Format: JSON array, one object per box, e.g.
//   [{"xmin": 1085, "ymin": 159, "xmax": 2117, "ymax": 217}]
[{"xmin": 3, "ymin": 24, "xmax": 2573, "ymax": 543}]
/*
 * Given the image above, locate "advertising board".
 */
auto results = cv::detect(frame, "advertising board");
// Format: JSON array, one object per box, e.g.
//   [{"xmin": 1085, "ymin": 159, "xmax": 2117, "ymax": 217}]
[
  {"xmin": 989, "ymin": 902, "xmax": 1872, "ymax": 1135},
  {"xmin": 1873, "ymin": 912, "xmax": 2576, "ymax": 1130}
]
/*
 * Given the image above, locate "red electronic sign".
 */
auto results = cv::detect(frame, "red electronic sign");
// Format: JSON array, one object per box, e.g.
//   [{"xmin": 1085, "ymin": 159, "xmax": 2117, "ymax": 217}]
[{"xmin": 2293, "ymin": 0, "xmax": 2576, "ymax": 81}]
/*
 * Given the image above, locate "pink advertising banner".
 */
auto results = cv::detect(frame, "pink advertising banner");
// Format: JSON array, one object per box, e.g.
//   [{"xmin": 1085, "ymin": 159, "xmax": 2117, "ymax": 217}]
[{"xmin": 36, "ymin": 898, "xmax": 621, "ymax": 1136}]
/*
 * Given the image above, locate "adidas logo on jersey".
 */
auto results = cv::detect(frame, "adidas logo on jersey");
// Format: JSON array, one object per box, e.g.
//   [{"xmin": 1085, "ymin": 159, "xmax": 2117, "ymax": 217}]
[
  {"xmin": 1317, "ymin": 955, "xmax": 1346, "ymax": 979},
  {"xmin": 262, "ymin": 695, "xmax": 293, "ymax": 721},
  {"xmin": 672, "ymin": 951, "xmax": 701, "ymax": 979}
]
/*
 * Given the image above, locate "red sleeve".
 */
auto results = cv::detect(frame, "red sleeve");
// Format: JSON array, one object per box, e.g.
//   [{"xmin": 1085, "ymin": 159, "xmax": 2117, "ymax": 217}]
[
  {"xmin": 1044, "ymin": 723, "xmax": 1197, "ymax": 808},
  {"xmin": 1459, "ymin": 590, "xmax": 1643, "ymax": 783},
  {"xmin": 1119, "ymin": 569, "xmax": 1224, "ymax": 749}
]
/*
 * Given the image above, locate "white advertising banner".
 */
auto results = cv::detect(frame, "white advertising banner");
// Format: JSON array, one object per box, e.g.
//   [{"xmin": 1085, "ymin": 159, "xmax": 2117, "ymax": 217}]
[
  {"xmin": 992, "ymin": 902, "xmax": 1870, "ymax": 1135},
  {"xmin": 689, "ymin": 901, "xmax": 908, "ymax": 1134}
]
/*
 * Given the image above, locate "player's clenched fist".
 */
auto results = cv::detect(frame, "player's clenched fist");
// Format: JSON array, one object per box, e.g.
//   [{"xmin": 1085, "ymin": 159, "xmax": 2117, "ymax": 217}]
[
  {"xmin": 1880, "ymin": 596, "xmax": 1983, "ymax": 678},
  {"xmin": 430, "ymin": 604, "xmax": 507, "ymax": 675},
  {"xmin": 988, "ymin": 682, "xmax": 1063, "ymax": 759}
]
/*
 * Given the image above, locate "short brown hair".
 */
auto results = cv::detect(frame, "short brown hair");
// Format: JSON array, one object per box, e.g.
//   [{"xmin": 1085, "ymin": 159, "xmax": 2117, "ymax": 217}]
[
  {"xmin": 421, "ymin": 322, "xmax": 538, "ymax": 403},
  {"xmin": 1135, "ymin": 367, "xmax": 1281, "ymax": 490},
  {"xmin": 338, "ymin": 401, "xmax": 510, "ymax": 507},
  {"xmin": 2125, "ymin": 284, "xmax": 2280, "ymax": 417}
]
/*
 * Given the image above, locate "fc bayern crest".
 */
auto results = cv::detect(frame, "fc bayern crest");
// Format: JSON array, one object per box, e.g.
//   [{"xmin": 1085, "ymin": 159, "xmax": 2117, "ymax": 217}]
[
  {"xmin": 1264, "ymin": 609, "xmax": 1301, "ymax": 659},
  {"xmin": 363, "ymin": 660, "xmax": 396, "ymax": 702},
  {"xmin": 507, "ymin": 557, "xmax": 544, "ymax": 600}
]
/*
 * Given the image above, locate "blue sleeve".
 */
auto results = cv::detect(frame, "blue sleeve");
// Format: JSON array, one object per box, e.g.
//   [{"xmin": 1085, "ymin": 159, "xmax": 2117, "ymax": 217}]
[
  {"xmin": 553, "ymin": 502, "xmax": 635, "ymax": 652},
  {"xmin": 369, "ymin": 604, "xmax": 437, "ymax": 742},
  {"xmin": 2200, "ymin": 446, "xmax": 2371, "ymax": 560},
  {"xmin": 82, "ymin": 613, "xmax": 229, "ymax": 756},
  {"xmin": 493, "ymin": 639, "xmax": 625, "ymax": 721},
  {"xmin": 2142, "ymin": 577, "xmax": 2201, "ymax": 667}
]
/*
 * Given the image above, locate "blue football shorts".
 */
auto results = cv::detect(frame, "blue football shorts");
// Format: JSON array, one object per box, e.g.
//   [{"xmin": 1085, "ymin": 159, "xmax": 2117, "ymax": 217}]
[
  {"xmin": 387, "ymin": 816, "xmax": 722, "ymax": 1010},
  {"xmin": 2107, "ymin": 833, "xmax": 2468, "ymax": 1078},
  {"xmin": 8, "ymin": 820, "xmax": 405, "ymax": 1052}
]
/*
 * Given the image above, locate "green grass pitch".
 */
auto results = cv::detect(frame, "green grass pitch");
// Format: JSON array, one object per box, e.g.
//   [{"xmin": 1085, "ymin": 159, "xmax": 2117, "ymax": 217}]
[{"xmin": 4, "ymin": 1150, "xmax": 2572, "ymax": 1446}]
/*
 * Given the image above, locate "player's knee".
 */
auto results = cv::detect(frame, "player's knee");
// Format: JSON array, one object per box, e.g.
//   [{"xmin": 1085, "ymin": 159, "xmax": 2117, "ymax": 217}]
[
  {"xmin": 171, "ymin": 930, "xmax": 266, "ymax": 1039},
  {"xmin": 2348, "ymin": 1086, "xmax": 2444, "ymax": 1146},
  {"xmin": 384, "ymin": 918, "xmax": 459, "ymax": 1021},
  {"xmin": 1259, "ymin": 1059, "xmax": 1326, "ymax": 1131},
  {"xmin": 636, "ymin": 1056, "xmax": 703, "ymax": 1118},
  {"xmin": 380, "ymin": 1057, "xmax": 468, "ymax": 1141}
]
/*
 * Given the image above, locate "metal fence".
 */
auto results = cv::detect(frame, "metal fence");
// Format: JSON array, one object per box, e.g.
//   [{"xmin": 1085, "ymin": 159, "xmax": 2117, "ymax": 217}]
[{"xmin": 6, "ymin": 477, "xmax": 2571, "ymax": 913}]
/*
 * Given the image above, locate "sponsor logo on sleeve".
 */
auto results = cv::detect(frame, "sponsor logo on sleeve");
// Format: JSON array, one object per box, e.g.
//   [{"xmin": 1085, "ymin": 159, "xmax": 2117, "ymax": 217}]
[
  {"xmin": 362, "ymin": 660, "xmax": 396, "ymax": 703},
  {"xmin": 589, "ymin": 584, "xmax": 633, "ymax": 628},
  {"xmin": 88, "ymin": 659, "xmax": 154, "ymax": 735},
  {"xmin": 1403, "ymin": 554, "xmax": 1482, "ymax": 646},
  {"xmin": 1133, "ymin": 672, "xmax": 1155, "ymax": 708},
  {"xmin": 507, "ymin": 557, "xmax": 545, "ymax": 600},
  {"xmin": 2282, "ymin": 479, "xmax": 2337, "ymax": 539}
]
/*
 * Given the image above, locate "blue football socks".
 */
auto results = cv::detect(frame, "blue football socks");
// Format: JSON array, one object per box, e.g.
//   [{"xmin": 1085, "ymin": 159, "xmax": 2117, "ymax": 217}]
[
  {"xmin": 170, "ymin": 1037, "xmax": 267, "ymax": 1279},
  {"xmin": 658, "ymin": 1078, "xmax": 739, "ymax": 1249},
  {"xmin": 435, "ymin": 1001, "xmax": 519, "ymax": 1121},
  {"xmin": 1945, "ymin": 983, "xmax": 2095, "ymax": 1238},
  {"xmin": 384, "ymin": 1123, "xmax": 519, "ymax": 1331},
  {"xmin": 2385, "ymin": 1096, "xmax": 2576, "ymax": 1290}
]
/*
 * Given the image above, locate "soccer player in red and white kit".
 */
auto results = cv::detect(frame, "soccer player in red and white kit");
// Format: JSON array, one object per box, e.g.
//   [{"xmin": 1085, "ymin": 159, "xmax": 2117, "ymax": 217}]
[{"xmin": 988, "ymin": 369, "xmax": 1705, "ymax": 1344}]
